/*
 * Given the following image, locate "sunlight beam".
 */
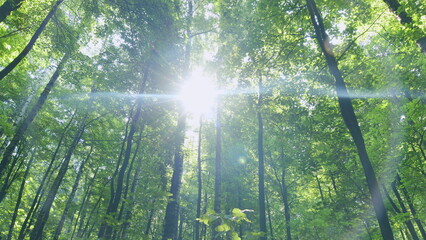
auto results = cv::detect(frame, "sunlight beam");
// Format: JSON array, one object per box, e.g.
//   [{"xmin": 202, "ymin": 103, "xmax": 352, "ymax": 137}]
[{"xmin": 179, "ymin": 69, "xmax": 217, "ymax": 116}]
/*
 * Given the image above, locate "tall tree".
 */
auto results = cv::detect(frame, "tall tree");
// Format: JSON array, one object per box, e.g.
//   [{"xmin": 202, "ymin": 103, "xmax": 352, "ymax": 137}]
[
  {"xmin": 0, "ymin": 53, "xmax": 68, "ymax": 184},
  {"xmin": 305, "ymin": 0, "xmax": 394, "ymax": 239}
]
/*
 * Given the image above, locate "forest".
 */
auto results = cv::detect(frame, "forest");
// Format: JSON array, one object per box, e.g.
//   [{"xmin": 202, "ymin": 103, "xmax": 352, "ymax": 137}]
[{"xmin": 0, "ymin": 0, "xmax": 425, "ymax": 239}]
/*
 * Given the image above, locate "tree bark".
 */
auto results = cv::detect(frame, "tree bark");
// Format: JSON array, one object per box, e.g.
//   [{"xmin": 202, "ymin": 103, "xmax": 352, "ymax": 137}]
[
  {"xmin": 0, "ymin": 53, "xmax": 68, "ymax": 195},
  {"xmin": 0, "ymin": 0, "xmax": 65, "ymax": 81},
  {"xmin": 306, "ymin": 0, "xmax": 394, "ymax": 239},
  {"xmin": 257, "ymin": 74, "xmax": 267, "ymax": 239}
]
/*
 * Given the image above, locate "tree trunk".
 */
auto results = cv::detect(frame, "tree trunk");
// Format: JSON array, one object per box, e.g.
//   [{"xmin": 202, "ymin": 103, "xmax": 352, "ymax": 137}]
[
  {"xmin": 6, "ymin": 147, "xmax": 36, "ymax": 240},
  {"xmin": 0, "ymin": 0, "xmax": 24, "ymax": 23},
  {"xmin": 397, "ymin": 174, "xmax": 426, "ymax": 239},
  {"xmin": 0, "ymin": 0, "xmax": 65, "ymax": 81},
  {"xmin": 71, "ymin": 167, "xmax": 98, "ymax": 239},
  {"xmin": 99, "ymin": 65, "xmax": 148, "ymax": 239},
  {"xmin": 383, "ymin": 184, "xmax": 419, "ymax": 240},
  {"xmin": 29, "ymin": 113, "xmax": 87, "ymax": 240},
  {"xmin": 212, "ymin": 96, "xmax": 222, "ymax": 240},
  {"xmin": 0, "ymin": 53, "xmax": 68, "ymax": 182},
  {"xmin": 195, "ymin": 117, "xmax": 203, "ymax": 240},
  {"xmin": 53, "ymin": 147, "xmax": 93, "ymax": 240},
  {"xmin": 315, "ymin": 175, "xmax": 326, "ymax": 205},
  {"xmin": 17, "ymin": 111, "xmax": 75, "ymax": 240},
  {"xmin": 381, "ymin": 0, "xmax": 426, "ymax": 53},
  {"xmin": 391, "ymin": 180, "xmax": 419, "ymax": 240},
  {"xmin": 162, "ymin": 110, "xmax": 186, "ymax": 240},
  {"xmin": 306, "ymin": 1, "xmax": 394, "ymax": 239},
  {"xmin": 266, "ymin": 194, "xmax": 275, "ymax": 240},
  {"xmin": 282, "ymin": 168, "xmax": 292, "ymax": 240},
  {"xmin": 257, "ymin": 74, "xmax": 267, "ymax": 239},
  {"xmin": 163, "ymin": 1, "xmax": 192, "ymax": 238}
]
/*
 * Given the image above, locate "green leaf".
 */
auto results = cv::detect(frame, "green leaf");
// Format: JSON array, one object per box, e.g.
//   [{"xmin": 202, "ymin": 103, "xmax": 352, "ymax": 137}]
[{"xmin": 216, "ymin": 223, "xmax": 231, "ymax": 232}]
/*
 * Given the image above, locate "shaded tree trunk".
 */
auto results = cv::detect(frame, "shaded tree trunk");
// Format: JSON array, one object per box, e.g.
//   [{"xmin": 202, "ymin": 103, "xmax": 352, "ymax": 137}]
[
  {"xmin": 383, "ymin": 184, "xmax": 419, "ymax": 240},
  {"xmin": 315, "ymin": 175, "xmax": 326, "ymax": 205},
  {"xmin": 195, "ymin": 117, "xmax": 203, "ymax": 240},
  {"xmin": 6, "ymin": 147, "xmax": 36, "ymax": 240},
  {"xmin": 396, "ymin": 174, "xmax": 426, "ymax": 239},
  {"xmin": 0, "ymin": 0, "xmax": 65, "ymax": 81},
  {"xmin": 162, "ymin": 110, "xmax": 187, "ymax": 240},
  {"xmin": 0, "ymin": 0, "xmax": 24, "ymax": 23},
  {"xmin": 53, "ymin": 146, "xmax": 93, "ymax": 240},
  {"xmin": 306, "ymin": 0, "xmax": 394, "ymax": 239},
  {"xmin": 0, "ymin": 53, "xmax": 68, "ymax": 183},
  {"xmin": 266, "ymin": 194, "xmax": 275, "ymax": 240},
  {"xmin": 390, "ymin": 180, "xmax": 419, "ymax": 240},
  {"xmin": 282, "ymin": 168, "xmax": 292, "ymax": 240},
  {"xmin": 29, "ymin": 113, "xmax": 87, "ymax": 240},
  {"xmin": 163, "ymin": 1, "xmax": 192, "ymax": 238},
  {"xmin": 257, "ymin": 74, "xmax": 267, "ymax": 239},
  {"xmin": 98, "ymin": 64, "xmax": 148, "ymax": 239},
  {"xmin": 212, "ymin": 96, "xmax": 222, "ymax": 240}
]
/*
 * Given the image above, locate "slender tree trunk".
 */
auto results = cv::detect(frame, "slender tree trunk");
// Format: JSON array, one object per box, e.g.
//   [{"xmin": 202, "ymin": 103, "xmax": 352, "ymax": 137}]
[
  {"xmin": 99, "ymin": 66, "xmax": 148, "ymax": 239},
  {"xmin": 6, "ymin": 148, "xmax": 36, "ymax": 240},
  {"xmin": 178, "ymin": 213, "xmax": 184, "ymax": 240},
  {"xmin": 71, "ymin": 168, "xmax": 98, "ymax": 239},
  {"xmin": 306, "ymin": 1, "xmax": 394, "ymax": 239},
  {"xmin": 383, "ymin": 184, "xmax": 418, "ymax": 240},
  {"xmin": 163, "ymin": 1, "xmax": 192, "ymax": 238},
  {"xmin": 195, "ymin": 117, "xmax": 203, "ymax": 240},
  {"xmin": 212, "ymin": 96, "xmax": 222, "ymax": 240},
  {"xmin": 0, "ymin": 0, "xmax": 65, "ymax": 81},
  {"xmin": 282, "ymin": 167, "xmax": 292, "ymax": 240},
  {"xmin": 119, "ymin": 131, "xmax": 144, "ymax": 239},
  {"xmin": 162, "ymin": 110, "xmax": 187, "ymax": 240},
  {"xmin": 390, "ymin": 180, "xmax": 419, "ymax": 240},
  {"xmin": 266, "ymin": 194, "xmax": 275, "ymax": 240},
  {"xmin": 79, "ymin": 195, "xmax": 101, "ymax": 239},
  {"xmin": 381, "ymin": 0, "xmax": 426, "ymax": 53},
  {"xmin": 53, "ymin": 147, "xmax": 93, "ymax": 240},
  {"xmin": 29, "ymin": 113, "xmax": 87, "ymax": 240},
  {"xmin": 257, "ymin": 74, "xmax": 267, "ymax": 239},
  {"xmin": 0, "ymin": 141, "xmax": 25, "ymax": 202},
  {"xmin": 17, "ymin": 111, "xmax": 74, "ymax": 240},
  {"xmin": 0, "ymin": 54, "xmax": 68, "ymax": 181},
  {"xmin": 315, "ymin": 175, "xmax": 326, "ymax": 205},
  {"xmin": 0, "ymin": 0, "xmax": 24, "ymax": 23},
  {"xmin": 396, "ymin": 174, "xmax": 426, "ymax": 239}
]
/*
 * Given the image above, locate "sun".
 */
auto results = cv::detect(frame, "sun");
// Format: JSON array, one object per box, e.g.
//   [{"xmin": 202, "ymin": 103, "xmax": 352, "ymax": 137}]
[{"xmin": 179, "ymin": 68, "xmax": 217, "ymax": 116}]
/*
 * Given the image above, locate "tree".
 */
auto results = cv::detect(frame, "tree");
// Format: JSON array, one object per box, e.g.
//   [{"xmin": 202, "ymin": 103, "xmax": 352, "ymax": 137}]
[
  {"xmin": 305, "ymin": 0, "xmax": 394, "ymax": 239},
  {"xmin": 0, "ymin": 0, "xmax": 65, "ymax": 81}
]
